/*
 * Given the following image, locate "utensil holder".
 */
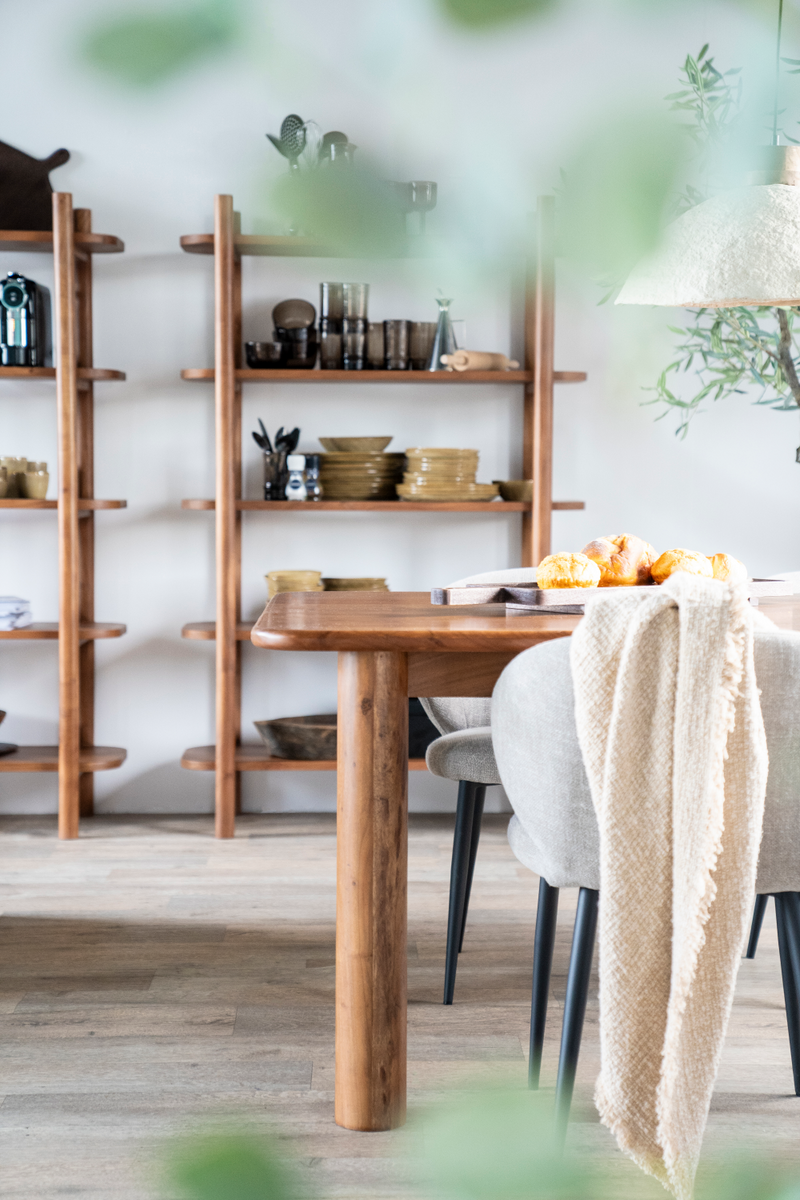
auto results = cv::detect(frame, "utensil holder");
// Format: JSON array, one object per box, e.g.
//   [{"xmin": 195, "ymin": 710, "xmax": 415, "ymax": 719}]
[{"xmin": 263, "ymin": 449, "xmax": 289, "ymax": 501}]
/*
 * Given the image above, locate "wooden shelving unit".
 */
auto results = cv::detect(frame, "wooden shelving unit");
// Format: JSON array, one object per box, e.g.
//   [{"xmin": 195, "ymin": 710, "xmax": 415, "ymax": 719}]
[
  {"xmin": 179, "ymin": 193, "xmax": 586, "ymax": 837},
  {"xmin": 0, "ymin": 195, "xmax": 127, "ymax": 836}
]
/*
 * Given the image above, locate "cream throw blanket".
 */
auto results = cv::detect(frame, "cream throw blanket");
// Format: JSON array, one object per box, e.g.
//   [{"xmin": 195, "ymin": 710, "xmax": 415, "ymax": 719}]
[{"xmin": 570, "ymin": 573, "xmax": 769, "ymax": 1200}]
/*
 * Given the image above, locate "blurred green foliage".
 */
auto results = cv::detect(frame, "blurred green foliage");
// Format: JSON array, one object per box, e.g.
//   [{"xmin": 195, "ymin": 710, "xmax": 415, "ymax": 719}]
[
  {"xmin": 558, "ymin": 112, "xmax": 689, "ymax": 285},
  {"xmin": 271, "ymin": 167, "xmax": 407, "ymax": 259},
  {"xmin": 167, "ymin": 1133, "xmax": 298, "ymax": 1200},
  {"xmin": 418, "ymin": 1089, "xmax": 592, "ymax": 1200},
  {"xmin": 82, "ymin": 1, "xmax": 238, "ymax": 87},
  {"xmin": 437, "ymin": 0, "xmax": 556, "ymax": 28}
]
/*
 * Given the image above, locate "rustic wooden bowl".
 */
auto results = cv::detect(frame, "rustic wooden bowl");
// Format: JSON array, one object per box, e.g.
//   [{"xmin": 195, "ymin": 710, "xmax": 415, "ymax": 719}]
[{"xmin": 254, "ymin": 714, "xmax": 337, "ymax": 760}]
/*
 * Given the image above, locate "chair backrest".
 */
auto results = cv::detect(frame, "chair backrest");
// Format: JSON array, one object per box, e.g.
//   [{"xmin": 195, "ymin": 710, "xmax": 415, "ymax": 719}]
[
  {"xmin": 491, "ymin": 626, "xmax": 800, "ymax": 895},
  {"xmin": 420, "ymin": 567, "xmax": 539, "ymax": 735}
]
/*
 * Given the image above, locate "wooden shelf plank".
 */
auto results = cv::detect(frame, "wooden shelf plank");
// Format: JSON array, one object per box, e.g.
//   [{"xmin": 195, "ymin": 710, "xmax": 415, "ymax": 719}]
[
  {"xmin": 181, "ymin": 366, "xmax": 586, "ymax": 385},
  {"xmin": 182, "ymin": 621, "xmax": 251, "ymax": 641},
  {"xmin": 0, "ymin": 230, "xmax": 124, "ymax": 254},
  {"xmin": 0, "ymin": 622, "xmax": 126, "ymax": 640},
  {"xmin": 181, "ymin": 367, "xmax": 584, "ymax": 385},
  {"xmin": 0, "ymin": 367, "xmax": 125, "ymax": 382},
  {"xmin": 0, "ymin": 499, "xmax": 127, "ymax": 510},
  {"xmin": 181, "ymin": 498, "xmax": 584, "ymax": 512},
  {"xmin": 180, "ymin": 744, "xmax": 428, "ymax": 771},
  {"xmin": 0, "ymin": 745, "xmax": 127, "ymax": 772},
  {"xmin": 181, "ymin": 233, "xmax": 337, "ymax": 257}
]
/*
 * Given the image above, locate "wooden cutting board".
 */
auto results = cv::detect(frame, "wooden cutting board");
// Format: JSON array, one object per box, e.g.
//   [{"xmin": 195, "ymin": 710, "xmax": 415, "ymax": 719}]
[{"xmin": 431, "ymin": 579, "xmax": 793, "ymax": 615}]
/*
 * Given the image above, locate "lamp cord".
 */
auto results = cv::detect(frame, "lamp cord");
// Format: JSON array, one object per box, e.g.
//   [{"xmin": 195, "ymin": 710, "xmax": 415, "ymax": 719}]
[{"xmin": 774, "ymin": 0, "xmax": 785, "ymax": 145}]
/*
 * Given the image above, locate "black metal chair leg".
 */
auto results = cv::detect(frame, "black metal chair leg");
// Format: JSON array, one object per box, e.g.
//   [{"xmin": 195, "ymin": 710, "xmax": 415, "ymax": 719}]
[
  {"xmin": 555, "ymin": 888, "xmax": 599, "ymax": 1143},
  {"xmin": 529, "ymin": 878, "xmax": 559, "ymax": 1090},
  {"xmin": 457, "ymin": 786, "xmax": 487, "ymax": 953},
  {"xmin": 776, "ymin": 893, "xmax": 800, "ymax": 1095},
  {"xmin": 443, "ymin": 781, "xmax": 481, "ymax": 1005},
  {"xmin": 745, "ymin": 894, "xmax": 769, "ymax": 959}
]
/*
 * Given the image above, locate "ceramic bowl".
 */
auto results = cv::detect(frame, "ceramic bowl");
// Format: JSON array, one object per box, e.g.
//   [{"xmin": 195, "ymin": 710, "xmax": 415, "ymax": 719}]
[
  {"xmin": 272, "ymin": 298, "xmax": 316, "ymax": 330},
  {"xmin": 493, "ymin": 479, "xmax": 533, "ymax": 502},
  {"xmin": 254, "ymin": 713, "xmax": 337, "ymax": 760},
  {"xmin": 319, "ymin": 437, "xmax": 393, "ymax": 453}
]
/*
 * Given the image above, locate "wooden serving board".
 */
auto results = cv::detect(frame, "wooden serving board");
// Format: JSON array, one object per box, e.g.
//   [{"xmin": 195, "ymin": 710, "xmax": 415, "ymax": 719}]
[{"xmin": 431, "ymin": 579, "xmax": 793, "ymax": 615}]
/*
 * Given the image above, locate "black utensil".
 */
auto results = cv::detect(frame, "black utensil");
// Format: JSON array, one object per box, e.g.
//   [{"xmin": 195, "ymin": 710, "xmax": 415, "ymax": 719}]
[
  {"xmin": 287, "ymin": 427, "xmax": 300, "ymax": 452},
  {"xmin": 252, "ymin": 431, "xmax": 267, "ymax": 450},
  {"xmin": 258, "ymin": 419, "xmax": 272, "ymax": 453},
  {"xmin": 266, "ymin": 114, "xmax": 307, "ymax": 171}
]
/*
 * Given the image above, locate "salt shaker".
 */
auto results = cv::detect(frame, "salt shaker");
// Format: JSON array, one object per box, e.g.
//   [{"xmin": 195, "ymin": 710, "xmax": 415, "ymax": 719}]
[{"xmin": 285, "ymin": 454, "xmax": 307, "ymax": 501}]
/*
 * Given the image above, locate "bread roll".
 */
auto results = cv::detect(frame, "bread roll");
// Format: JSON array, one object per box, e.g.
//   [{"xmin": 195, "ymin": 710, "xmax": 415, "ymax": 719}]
[
  {"xmin": 709, "ymin": 553, "xmax": 748, "ymax": 584},
  {"xmin": 581, "ymin": 533, "xmax": 657, "ymax": 587},
  {"xmin": 651, "ymin": 549, "xmax": 713, "ymax": 584},
  {"xmin": 537, "ymin": 552, "xmax": 601, "ymax": 589}
]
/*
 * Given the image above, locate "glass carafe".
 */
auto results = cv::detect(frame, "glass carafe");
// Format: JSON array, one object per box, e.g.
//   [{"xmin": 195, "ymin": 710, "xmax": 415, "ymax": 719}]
[{"xmin": 427, "ymin": 296, "xmax": 456, "ymax": 372}]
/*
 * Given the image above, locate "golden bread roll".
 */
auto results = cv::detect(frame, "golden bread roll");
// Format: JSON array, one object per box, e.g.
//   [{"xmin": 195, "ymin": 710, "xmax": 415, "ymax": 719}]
[
  {"xmin": 709, "ymin": 553, "xmax": 748, "ymax": 584},
  {"xmin": 651, "ymin": 549, "xmax": 713, "ymax": 585},
  {"xmin": 581, "ymin": 533, "xmax": 657, "ymax": 587},
  {"xmin": 537, "ymin": 552, "xmax": 601, "ymax": 589}
]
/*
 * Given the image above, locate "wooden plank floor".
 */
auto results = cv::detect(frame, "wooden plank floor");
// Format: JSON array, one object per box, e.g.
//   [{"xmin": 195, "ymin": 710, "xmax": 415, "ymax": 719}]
[{"xmin": 0, "ymin": 814, "xmax": 798, "ymax": 1199}]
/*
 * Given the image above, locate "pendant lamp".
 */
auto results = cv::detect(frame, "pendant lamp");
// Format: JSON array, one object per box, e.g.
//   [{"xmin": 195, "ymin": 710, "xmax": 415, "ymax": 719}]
[
  {"xmin": 615, "ymin": 146, "xmax": 800, "ymax": 307},
  {"xmin": 617, "ymin": 0, "xmax": 800, "ymax": 309}
]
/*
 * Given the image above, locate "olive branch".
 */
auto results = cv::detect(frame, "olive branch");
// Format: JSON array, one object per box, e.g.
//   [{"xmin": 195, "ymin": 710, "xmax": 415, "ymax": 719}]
[{"xmin": 647, "ymin": 46, "xmax": 800, "ymax": 458}]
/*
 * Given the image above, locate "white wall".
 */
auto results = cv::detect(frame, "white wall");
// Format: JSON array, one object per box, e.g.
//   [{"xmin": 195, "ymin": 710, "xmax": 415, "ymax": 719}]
[{"xmin": 1, "ymin": 0, "xmax": 797, "ymax": 815}]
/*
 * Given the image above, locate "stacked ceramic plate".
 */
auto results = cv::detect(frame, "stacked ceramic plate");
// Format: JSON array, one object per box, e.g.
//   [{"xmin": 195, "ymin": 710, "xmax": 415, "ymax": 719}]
[
  {"xmin": 322, "ymin": 577, "xmax": 389, "ymax": 591},
  {"xmin": 396, "ymin": 448, "xmax": 500, "ymax": 502},
  {"xmin": 318, "ymin": 451, "xmax": 406, "ymax": 500}
]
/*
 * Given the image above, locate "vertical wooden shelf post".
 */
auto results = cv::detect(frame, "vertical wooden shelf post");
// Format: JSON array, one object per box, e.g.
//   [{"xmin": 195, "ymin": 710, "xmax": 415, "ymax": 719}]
[
  {"xmin": 53, "ymin": 192, "xmax": 81, "ymax": 838},
  {"xmin": 523, "ymin": 195, "xmax": 555, "ymax": 568},
  {"xmin": 75, "ymin": 207, "xmax": 96, "ymax": 818},
  {"xmin": 214, "ymin": 195, "xmax": 241, "ymax": 838}
]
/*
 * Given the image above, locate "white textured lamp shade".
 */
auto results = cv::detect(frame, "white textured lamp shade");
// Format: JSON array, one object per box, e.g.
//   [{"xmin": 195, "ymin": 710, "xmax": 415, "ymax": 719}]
[{"xmin": 616, "ymin": 184, "xmax": 800, "ymax": 307}]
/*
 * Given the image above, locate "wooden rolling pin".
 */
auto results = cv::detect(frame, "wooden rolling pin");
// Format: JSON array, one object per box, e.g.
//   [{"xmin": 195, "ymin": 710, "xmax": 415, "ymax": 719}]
[{"xmin": 440, "ymin": 350, "xmax": 520, "ymax": 371}]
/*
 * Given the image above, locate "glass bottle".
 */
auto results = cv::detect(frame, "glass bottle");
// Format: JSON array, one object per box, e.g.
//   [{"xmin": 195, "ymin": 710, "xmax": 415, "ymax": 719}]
[
  {"xmin": 304, "ymin": 454, "xmax": 322, "ymax": 501},
  {"xmin": 427, "ymin": 296, "xmax": 457, "ymax": 371}
]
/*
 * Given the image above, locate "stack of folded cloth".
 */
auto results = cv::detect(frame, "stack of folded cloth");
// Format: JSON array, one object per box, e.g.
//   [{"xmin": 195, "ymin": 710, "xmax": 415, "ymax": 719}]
[
  {"xmin": 0, "ymin": 596, "xmax": 32, "ymax": 631},
  {"xmin": 318, "ymin": 452, "xmax": 406, "ymax": 501},
  {"xmin": 396, "ymin": 447, "xmax": 500, "ymax": 501}
]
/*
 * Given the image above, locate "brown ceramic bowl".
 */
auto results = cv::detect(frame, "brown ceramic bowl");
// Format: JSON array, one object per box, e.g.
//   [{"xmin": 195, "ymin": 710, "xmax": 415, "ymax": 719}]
[
  {"xmin": 319, "ymin": 437, "xmax": 393, "ymax": 452},
  {"xmin": 493, "ymin": 479, "xmax": 533, "ymax": 502}
]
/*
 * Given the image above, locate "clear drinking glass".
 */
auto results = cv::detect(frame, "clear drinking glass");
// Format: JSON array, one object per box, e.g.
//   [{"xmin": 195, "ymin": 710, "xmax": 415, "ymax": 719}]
[
  {"xmin": 367, "ymin": 322, "xmax": 385, "ymax": 370},
  {"xmin": 319, "ymin": 323, "xmax": 342, "ymax": 370},
  {"xmin": 410, "ymin": 321, "xmax": 437, "ymax": 370},
  {"xmin": 342, "ymin": 317, "xmax": 366, "ymax": 370},
  {"xmin": 342, "ymin": 283, "xmax": 369, "ymax": 320},
  {"xmin": 320, "ymin": 282, "xmax": 343, "ymax": 321},
  {"xmin": 383, "ymin": 320, "xmax": 410, "ymax": 370},
  {"xmin": 409, "ymin": 181, "xmax": 437, "ymax": 234}
]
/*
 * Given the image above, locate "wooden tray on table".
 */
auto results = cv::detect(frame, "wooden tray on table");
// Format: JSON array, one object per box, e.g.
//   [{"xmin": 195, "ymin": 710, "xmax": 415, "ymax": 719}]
[{"xmin": 431, "ymin": 579, "xmax": 794, "ymax": 615}]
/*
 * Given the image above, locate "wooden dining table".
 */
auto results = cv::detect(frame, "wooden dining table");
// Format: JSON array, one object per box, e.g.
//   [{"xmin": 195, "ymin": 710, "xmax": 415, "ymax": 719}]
[{"xmin": 251, "ymin": 589, "xmax": 800, "ymax": 1133}]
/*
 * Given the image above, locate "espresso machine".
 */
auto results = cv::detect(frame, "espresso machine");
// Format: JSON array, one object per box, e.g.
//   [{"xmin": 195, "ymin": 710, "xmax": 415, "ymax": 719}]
[{"xmin": 0, "ymin": 271, "xmax": 51, "ymax": 366}]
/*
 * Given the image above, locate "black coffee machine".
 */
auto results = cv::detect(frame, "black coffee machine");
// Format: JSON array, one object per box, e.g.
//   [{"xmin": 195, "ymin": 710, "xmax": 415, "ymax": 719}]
[{"xmin": 0, "ymin": 271, "xmax": 51, "ymax": 366}]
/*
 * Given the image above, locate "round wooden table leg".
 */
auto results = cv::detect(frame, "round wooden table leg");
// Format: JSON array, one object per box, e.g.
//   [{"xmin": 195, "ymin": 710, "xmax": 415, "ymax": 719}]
[{"xmin": 335, "ymin": 649, "xmax": 408, "ymax": 1131}]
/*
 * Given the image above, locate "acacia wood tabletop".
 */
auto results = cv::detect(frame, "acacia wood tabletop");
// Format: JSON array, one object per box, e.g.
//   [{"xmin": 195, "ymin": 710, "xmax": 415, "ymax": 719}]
[
  {"xmin": 250, "ymin": 591, "xmax": 800, "ymax": 653},
  {"xmin": 251, "ymin": 590, "xmax": 581, "ymax": 652}
]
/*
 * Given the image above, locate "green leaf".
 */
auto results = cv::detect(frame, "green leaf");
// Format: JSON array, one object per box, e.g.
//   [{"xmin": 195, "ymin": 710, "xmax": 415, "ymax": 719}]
[
  {"xmin": 168, "ymin": 1134, "xmax": 297, "ymax": 1200},
  {"xmin": 438, "ymin": 0, "xmax": 556, "ymax": 27},
  {"xmin": 82, "ymin": 1, "xmax": 237, "ymax": 87}
]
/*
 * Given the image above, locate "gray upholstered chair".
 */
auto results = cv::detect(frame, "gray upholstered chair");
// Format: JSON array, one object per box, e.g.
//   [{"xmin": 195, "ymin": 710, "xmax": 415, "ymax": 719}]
[
  {"xmin": 422, "ymin": 566, "xmax": 538, "ymax": 1004},
  {"xmin": 491, "ymin": 629, "xmax": 800, "ymax": 1134}
]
